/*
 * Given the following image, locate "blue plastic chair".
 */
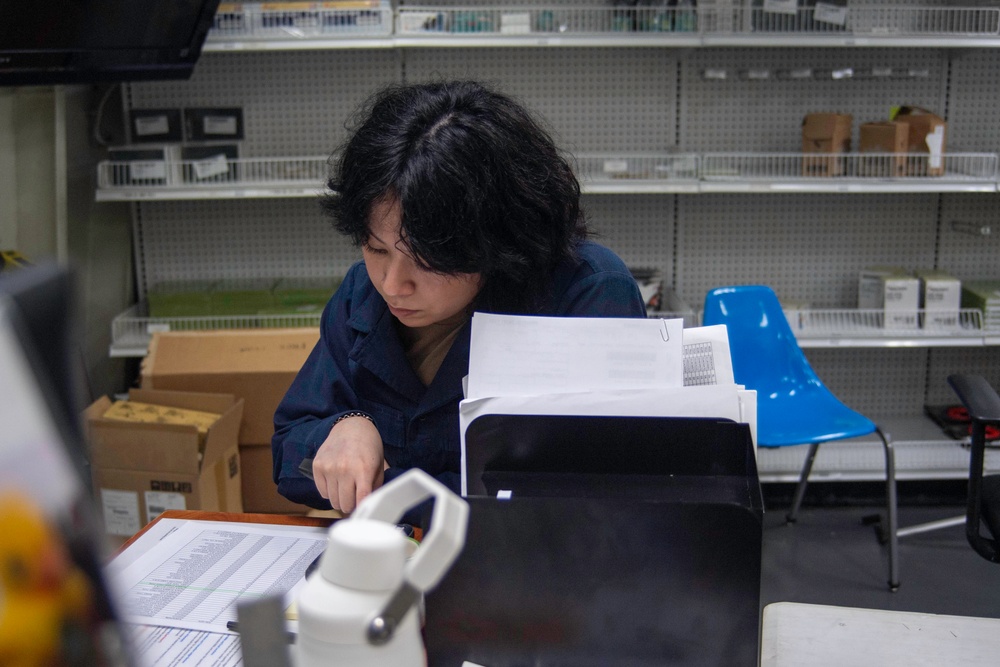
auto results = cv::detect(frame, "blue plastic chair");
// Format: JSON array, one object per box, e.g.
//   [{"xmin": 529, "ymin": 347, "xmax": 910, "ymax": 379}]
[{"xmin": 703, "ymin": 285, "xmax": 899, "ymax": 590}]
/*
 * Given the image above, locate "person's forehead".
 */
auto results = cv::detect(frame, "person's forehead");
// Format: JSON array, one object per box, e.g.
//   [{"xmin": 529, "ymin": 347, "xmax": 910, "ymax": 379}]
[{"xmin": 367, "ymin": 197, "xmax": 402, "ymax": 239}]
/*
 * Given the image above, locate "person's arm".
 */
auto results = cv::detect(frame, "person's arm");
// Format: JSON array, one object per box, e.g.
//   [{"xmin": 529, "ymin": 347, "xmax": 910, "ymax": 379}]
[{"xmin": 271, "ymin": 265, "xmax": 384, "ymax": 511}]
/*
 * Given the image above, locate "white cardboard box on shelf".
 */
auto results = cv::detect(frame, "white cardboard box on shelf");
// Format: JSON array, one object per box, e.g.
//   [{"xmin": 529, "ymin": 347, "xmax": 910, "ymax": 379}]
[
  {"xmin": 858, "ymin": 266, "xmax": 920, "ymax": 330},
  {"xmin": 914, "ymin": 269, "xmax": 961, "ymax": 329}
]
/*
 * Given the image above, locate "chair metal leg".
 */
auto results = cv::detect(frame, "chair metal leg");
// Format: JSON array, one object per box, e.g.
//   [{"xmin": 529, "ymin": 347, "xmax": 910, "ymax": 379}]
[
  {"xmin": 787, "ymin": 442, "xmax": 821, "ymax": 524},
  {"xmin": 896, "ymin": 515, "xmax": 964, "ymax": 538},
  {"xmin": 877, "ymin": 427, "xmax": 899, "ymax": 592}
]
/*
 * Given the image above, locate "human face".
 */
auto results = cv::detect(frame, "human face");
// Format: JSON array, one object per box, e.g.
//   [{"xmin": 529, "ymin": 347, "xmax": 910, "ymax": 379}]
[{"xmin": 362, "ymin": 198, "xmax": 482, "ymax": 328}]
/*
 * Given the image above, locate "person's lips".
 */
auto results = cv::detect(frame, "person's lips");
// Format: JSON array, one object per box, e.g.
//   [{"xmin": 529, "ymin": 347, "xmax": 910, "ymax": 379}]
[{"xmin": 389, "ymin": 305, "xmax": 418, "ymax": 319}]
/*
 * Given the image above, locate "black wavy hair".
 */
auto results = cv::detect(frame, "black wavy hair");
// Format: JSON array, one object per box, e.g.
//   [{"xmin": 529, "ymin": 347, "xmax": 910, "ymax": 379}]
[{"xmin": 321, "ymin": 80, "xmax": 588, "ymax": 314}]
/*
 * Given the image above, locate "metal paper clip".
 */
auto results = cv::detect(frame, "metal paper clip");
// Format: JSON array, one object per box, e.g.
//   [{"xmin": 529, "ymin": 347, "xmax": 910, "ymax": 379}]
[{"xmin": 660, "ymin": 319, "xmax": 671, "ymax": 342}]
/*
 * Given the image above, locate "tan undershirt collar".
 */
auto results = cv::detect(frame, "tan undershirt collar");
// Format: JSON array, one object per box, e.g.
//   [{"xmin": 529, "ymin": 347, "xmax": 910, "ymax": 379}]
[{"xmin": 397, "ymin": 310, "xmax": 470, "ymax": 387}]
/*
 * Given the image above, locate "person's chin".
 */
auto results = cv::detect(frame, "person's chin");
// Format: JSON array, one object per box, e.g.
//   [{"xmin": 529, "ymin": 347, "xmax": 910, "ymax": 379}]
[{"xmin": 389, "ymin": 306, "xmax": 423, "ymax": 324}]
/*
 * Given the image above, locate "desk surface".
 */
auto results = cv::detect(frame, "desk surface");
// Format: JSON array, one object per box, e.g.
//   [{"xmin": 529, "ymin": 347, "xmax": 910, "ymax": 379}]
[
  {"xmin": 761, "ymin": 601, "xmax": 1000, "ymax": 667},
  {"xmin": 118, "ymin": 510, "xmax": 334, "ymax": 552}
]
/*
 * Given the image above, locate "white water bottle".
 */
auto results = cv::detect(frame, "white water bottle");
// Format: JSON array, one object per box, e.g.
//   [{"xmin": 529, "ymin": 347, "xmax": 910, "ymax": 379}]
[{"xmin": 294, "ymin": 469, "xmax": 469, "ymax": 667}]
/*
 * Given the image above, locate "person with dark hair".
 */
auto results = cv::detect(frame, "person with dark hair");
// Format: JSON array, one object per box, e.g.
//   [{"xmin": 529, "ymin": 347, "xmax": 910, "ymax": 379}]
[{"xmin": 272, "ymin": 80, "xmax": 646, "ymax": 514}]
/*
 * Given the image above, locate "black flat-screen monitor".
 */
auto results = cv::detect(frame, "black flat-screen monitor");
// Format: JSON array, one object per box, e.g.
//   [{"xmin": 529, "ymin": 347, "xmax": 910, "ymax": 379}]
[{"xmin": 0, "ymin": 0, "xmax": 223, "ymax": 86}]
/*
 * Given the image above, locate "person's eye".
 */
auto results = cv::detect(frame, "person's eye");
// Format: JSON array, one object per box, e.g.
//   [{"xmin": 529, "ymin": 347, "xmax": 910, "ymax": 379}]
[{"xmin": 362, "ymin": 242, "xmax": 388, "ymax": 256}]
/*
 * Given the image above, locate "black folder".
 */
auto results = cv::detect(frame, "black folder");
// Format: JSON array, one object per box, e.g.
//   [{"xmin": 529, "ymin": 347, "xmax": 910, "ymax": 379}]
[{"xmin": 425, "ymin": 414, "xmax": 763, "ymax": 667}]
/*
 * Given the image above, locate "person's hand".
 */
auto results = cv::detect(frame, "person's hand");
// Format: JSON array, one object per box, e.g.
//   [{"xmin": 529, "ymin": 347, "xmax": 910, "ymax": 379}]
[{"xmin": 312, "ymin": 416, "xmax": 384, "ymax": 514}]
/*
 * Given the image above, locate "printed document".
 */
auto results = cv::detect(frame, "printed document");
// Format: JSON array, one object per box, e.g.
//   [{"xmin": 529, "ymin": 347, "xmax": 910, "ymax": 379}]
[
  {"xmin": 459, "ymin": 315, "xmax": 753, "ymax": 495},
  {"xmin": 108, "ymin": 519, "xmax": 327, "ymax": 665},
  {"xmin": 108, "ymin": 520, "xmax": 326, "ymax": 633},
  {"xmin": 467, "ymin": 313, "xmax": 685, "ymax": 399}
]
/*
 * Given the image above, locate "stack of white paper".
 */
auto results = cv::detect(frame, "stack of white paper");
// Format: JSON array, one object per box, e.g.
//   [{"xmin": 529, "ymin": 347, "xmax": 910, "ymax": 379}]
[{"xmin": 460, "ymin": 313, "xmax": 756, "ymax": 495}]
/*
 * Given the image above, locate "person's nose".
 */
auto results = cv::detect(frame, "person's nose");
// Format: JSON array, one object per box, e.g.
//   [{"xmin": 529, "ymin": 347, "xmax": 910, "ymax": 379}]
[{"xmin": 382, "ymin": 255, "xmax": 416, "ymax": 297}]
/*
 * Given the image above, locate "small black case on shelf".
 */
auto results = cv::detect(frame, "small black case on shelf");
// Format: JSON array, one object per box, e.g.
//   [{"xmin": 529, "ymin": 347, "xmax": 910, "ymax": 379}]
[
  {"xmin": 184, "ymin": 107, "xmax": 245, "ymax": 142},
  {"xmin": 106, "ymin": 146, "xmax": 175, "ymax": 186}
]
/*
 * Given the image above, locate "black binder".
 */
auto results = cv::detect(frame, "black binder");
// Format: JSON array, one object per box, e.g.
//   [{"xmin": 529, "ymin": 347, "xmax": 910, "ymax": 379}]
[{"xmin": 425, "ymin": 414, "xmax": 764, "ymax": 667}]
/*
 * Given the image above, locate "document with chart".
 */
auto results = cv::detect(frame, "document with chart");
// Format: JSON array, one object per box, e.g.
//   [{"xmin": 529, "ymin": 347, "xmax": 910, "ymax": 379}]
[
  {"xmin": 108, "ymin": 519, "xmax": 327, "ymax": 633},
  {"xmin": 681, "ymin": 324, "xmax": 735, "ymax": 387}
]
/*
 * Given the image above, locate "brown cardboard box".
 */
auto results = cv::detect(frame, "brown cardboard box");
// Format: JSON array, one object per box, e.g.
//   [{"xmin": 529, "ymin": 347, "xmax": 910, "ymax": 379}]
[
  {"xmin": 802, "ymin": 113, "xmax": 852, "ymax": 176},
  {"xmin": 859, "ymin": 121, "xmax": 909, "ymax": 177},
  {"xmin": 141, "ymin": 328, "xmax": 319, "ymax": 445},
  {"xmin": 140, "ymin": 328, "xmax": 319, "ymax": 513},
  {"xmin": 85, "ymin": 388, "xmax": 244, "ymax": 538},
  {"xmin": 892, "ymin": 106, "xmax": 947, "ymax": 176},
  {"xmin": 239, "ymin": 443, "xmax": 310, "ymax": 514}
]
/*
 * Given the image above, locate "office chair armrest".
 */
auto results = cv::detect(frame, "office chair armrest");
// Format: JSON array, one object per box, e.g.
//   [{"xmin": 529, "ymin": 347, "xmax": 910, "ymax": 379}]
[{"xmin": 947, "ymin": 374, "xmax": 1000, "ymax": 425}]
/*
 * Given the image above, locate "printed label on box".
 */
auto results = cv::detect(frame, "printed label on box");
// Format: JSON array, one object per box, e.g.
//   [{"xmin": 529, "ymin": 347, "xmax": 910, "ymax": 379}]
[
  {"xmin": 101, "ymin": 488, "xmax": 141, "ymax": 536},
  {"xmin": 203, "ymin": 115, "xmax": 239, "ymax": 136},
  {"xmin": 814, "ymin": 3, "xmax": 848, "ymax": 26},
  {"xmin": 603, "ymin": 160, "xmax": 628, "ymax": 174},
  {"xmin": 130, "ymin": 161, "xmax": 167, "ymax": 181},
  {"xmin": 145, "ymin": 491, "xmax": 187, "ymax": 523},
  {"xmin": 500, "ymin": 12, "xmax": 531, "ymax": 33},
  {"xmin": 884, "ymin": 282, "xmax": 919, "ymax": 329},
  {"xmin": 763, "ymin": 0, "xmax": 797, "ymax": 15},
  {"xmin": 193, "ymin": 154, "xmax": 231, "ymax": 179},
  {"xmin": 135, "ymin": 115, "xmax": 171, "ymax": 136}
]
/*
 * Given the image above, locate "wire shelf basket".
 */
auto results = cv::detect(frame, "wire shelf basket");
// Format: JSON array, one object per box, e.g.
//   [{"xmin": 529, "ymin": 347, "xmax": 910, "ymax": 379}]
[
  {"xmin": 700, "ymin": 153, "xmax": 997, "ymax": 182},
  {"xmin": 96, "ymin": 152, "xmax": 998, "ymax": 198},
  {"xmin": 209, "ymin": 1, "xmax": 393, "ymax": 41},
  {"xmin": 786, "ymin": 308, "xmax": 985, "ymax": 339},
  {"xmin": 97, "ymin": 156, "xmax": 330, "ymax": 190},
  {"xmin": 111, "ymin": 302, "xmax": 322, "ymax": 356}
]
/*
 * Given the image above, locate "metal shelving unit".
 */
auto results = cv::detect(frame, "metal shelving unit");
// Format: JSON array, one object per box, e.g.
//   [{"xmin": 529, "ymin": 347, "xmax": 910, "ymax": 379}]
[
  {"xmin": 94, "ymin": 151, "xmax": 1000, "ymax": 200},
  {"xmin": 108, "ymin": 303, "xmax": 996, "ymax": 359},
  {"xmin": 106, "ymin": 1, "xmax": 1000, "ymax": 481},
  {"xmin": 199, "ymin": 4, "xmax": 1000, "ymax": 50},
  {"xmin": 95, "ymin": 156, "xmax": 331, "ymax": 201}
]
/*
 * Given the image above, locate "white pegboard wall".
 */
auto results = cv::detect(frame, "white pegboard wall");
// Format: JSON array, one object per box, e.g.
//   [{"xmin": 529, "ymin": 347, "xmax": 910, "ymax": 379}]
[
  {"xmin": 580, "ymin": 194, "xmax": 674, "ymax": 281},
  {"xmin": 807, "ymin": 348, "xmax": 930, "ymax": 417},
  {"xmin": 402, "ymin": 48, "xmax": 678, "ymax": 153},
  {"xmin": 947, "ymin": 50, "xmax": 1000, "ymax": 153},
  {"xmin": 680, "ymin": 48, "xmax": 948, "ymax": 152},
  {"xmin": 674, "ymin": 193, "xmax": 940, "ymax": 309},
  {"xmin": 127, "ymin": 50, "xmax": 401, "ymax": 157},
  {"xmin": 135, "ymin": 199, "xmax": 361, "ymax": 294},
  {"xmin": 937, "ymin": 194, "xmax": 1000, "ymax": 280},
  {"xmin": 926, "ymin": 347, "xmax": 1000, "ymax": 407}
]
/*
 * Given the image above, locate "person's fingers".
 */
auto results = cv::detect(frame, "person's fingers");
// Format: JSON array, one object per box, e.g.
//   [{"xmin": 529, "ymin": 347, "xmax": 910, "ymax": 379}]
[
  {"xmin": 355, "ymin": 477, "xmax": 373, "ymax": 511},
  {"xmin": 313, "ymin": 460, "xmax": 329, "ymax": 499},
  {"xmin": 315, "ymin": 470, "xmax": 330, "ymax": 500},
  {"xmin": 339, "ymin": 478, "xmax": 357, "ymax": 514}
]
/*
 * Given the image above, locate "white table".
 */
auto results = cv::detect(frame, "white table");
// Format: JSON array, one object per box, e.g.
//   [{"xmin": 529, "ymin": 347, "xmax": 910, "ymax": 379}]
[{"xmin": 761, "ymin": 601, "xmax": 1000, "ymax": 666}]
